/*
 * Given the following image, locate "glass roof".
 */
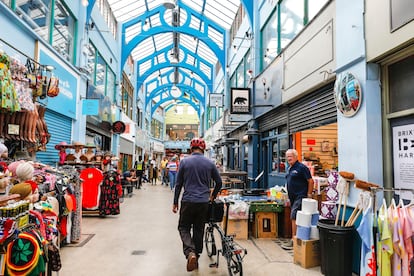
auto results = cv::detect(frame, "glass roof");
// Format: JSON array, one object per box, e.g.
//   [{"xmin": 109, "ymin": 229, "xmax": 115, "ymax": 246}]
[{"xmin": 107, "ymin": 0, "xmax": 241, "ymax": 112}]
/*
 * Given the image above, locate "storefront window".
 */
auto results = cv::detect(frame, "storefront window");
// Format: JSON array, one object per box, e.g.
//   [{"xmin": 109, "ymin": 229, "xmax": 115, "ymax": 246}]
[
  {"xmin": 52, "ymin": 0, "xmax": 75, "ymax": 62},
  {"xmin": 308, "ymin": 0, "xmax": 329, "ymax": 23},
  {"xmin": 236, "ymin": 61, "xmax": 245, "ymax": 88},
  {"xmin": 271, "ymin": 136, "xmax": 288, "ymax": 173}
]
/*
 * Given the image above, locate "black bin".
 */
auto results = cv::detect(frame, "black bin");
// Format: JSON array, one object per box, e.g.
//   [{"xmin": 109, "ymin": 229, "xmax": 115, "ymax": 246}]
[{"xmin": 317, "ymin": 219, "xmax": 355, "ymax": 276}]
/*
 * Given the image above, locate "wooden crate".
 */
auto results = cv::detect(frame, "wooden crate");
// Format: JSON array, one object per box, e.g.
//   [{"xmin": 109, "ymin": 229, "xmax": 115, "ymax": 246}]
[{"xmin": 252, "ymin": 212, "xmax": 278, "ymax": 238}]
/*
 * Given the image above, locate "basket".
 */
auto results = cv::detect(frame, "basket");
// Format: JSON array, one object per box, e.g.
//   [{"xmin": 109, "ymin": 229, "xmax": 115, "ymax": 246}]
[{"xmin": 208, "ymin": 199, "xmax": 224, "ymax": 222}]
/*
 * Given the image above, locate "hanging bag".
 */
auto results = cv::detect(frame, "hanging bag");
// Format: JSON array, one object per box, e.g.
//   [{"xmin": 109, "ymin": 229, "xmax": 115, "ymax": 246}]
[
  {"xmin": 47, "ymin": 76, "xmax": 59, "ymax": 97},
  {"xmin": 47, "ymin": 243, "xmax": 62, "ymax": 271},
  {"xmin": 207, "ymin": 199, "xmax": 224, "ymax": 222}
]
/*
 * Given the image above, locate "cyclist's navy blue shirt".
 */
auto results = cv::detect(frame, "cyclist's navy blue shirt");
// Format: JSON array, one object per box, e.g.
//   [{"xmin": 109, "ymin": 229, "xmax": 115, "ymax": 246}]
[
  {"xmin": 285, "ymin": 161, "xmax": 312, "ymax": 198},
  {"xmin": 174, "ymin": 153, "xmax": 222, "ymax": 205}
]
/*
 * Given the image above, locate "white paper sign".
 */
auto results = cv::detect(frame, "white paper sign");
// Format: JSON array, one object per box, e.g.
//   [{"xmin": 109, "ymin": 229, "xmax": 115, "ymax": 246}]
[{"xmin": 392, "ymin": 124, "xmax": 414, "ymax": 199}]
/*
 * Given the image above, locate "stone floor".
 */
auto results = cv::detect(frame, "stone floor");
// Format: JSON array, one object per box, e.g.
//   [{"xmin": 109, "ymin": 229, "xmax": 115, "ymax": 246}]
[{"xmin": 60, "ymin": 181, "xmax": 323, "ymax": 275}]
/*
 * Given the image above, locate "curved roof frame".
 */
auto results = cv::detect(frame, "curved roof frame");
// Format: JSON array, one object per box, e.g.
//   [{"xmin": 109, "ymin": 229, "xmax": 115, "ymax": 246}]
[
  {"xmin": 146, "ymin": 68, "xmax": 206, "ymax": 101},
  {"xmin": 148, "ymin": 83, "xmax": 204, "ymax": 114},
  {"xmin": 121, "ymin": 3, "xmax": 226, "ymax": 74},
  {"xmin": 137, "ymin": 43, "xmax": 213, "ymax": 93},
  {"xmin": 164, "ymin": 100, "xmax": 198, "ymax": 113},
  {"xmin": 152, "ymin": 96, "xmax": 201, "ymax": 117}
]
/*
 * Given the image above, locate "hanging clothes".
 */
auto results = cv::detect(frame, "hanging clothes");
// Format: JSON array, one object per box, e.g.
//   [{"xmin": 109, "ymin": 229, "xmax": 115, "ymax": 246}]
[
  {"xmin": 377, "ymin": 199, "xmax": 393, "ymax": 276},
  {"xmin": 99, "ymin": 170, "xmax": 120, "ymax": 216},
  {"xmin": 357, "ymin": 200, "xmax": 377, "ymax": 276},
  {"xmin": 389, "ymin": 199, "xmax": 405, "ymax": 276}
]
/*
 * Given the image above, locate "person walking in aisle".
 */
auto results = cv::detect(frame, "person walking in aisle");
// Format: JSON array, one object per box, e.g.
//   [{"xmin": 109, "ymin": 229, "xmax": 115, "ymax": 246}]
[
  {"xmin": 160, "ymin": 156, "xmax": 169, "ymax": 186},
  {"xmin": 172, "ymin": 137, "xmax": 222, "ymax": 272},
  {"xmin": 167, "ymin": 156, "xmax": 179, "ymax": 191},
  {"xmin": 150, "ymin": 157, "xmax": 158, "ymax": 185},
  {"xmin": 281, "ymin": 149, "xmax": 314, "ymax": 250},
  {"xmin": 134, "ymin": 156, "xmax": 145, "ymax": 189}
]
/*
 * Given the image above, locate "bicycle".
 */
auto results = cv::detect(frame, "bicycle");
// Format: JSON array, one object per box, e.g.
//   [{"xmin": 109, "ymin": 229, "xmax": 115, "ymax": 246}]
[{"xmin": 204, "ymin": 197, "xmax": 247, "ymax": 276}]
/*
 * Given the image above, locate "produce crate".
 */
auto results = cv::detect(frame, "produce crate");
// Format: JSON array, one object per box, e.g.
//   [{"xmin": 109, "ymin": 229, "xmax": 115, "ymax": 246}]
[{"xmin": 249, "ymin": 202, "xmax": 283, "ymax": 213}]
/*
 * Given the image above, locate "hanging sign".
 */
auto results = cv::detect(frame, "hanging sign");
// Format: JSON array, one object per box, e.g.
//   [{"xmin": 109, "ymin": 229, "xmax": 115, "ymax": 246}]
[{"xmin": 112, "ymin": 121, "xmax": 126, "ymax": 134}]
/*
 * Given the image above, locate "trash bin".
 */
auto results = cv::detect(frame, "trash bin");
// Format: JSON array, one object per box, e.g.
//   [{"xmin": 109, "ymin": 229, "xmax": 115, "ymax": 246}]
[{"xmin": 317, "ymin": 219, "xmax": 355, "ymax": 276}]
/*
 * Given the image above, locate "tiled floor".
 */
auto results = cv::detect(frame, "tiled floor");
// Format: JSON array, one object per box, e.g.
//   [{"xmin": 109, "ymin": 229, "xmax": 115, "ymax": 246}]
[{"xmin": 60, "ymin": 182, "xmax": 323, "ymax": 275}]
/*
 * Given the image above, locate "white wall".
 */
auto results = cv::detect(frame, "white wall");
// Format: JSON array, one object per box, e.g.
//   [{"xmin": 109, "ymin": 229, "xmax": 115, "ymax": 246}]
[
  {"xmin": 282, "ymin": 1, "xmax": 336, "ymax": 103},
  {"xmin": 365, "ymin": 0, "xmax": 414, "ymax": 61}
]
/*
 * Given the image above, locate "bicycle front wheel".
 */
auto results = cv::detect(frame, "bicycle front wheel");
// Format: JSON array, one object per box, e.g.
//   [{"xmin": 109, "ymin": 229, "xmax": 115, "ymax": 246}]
[
  {"xmin": 227, "ymin": 251, "xmax": 243, "ymax": 276},
  {"xmin": 204, "ymin": 226, "xmax": 217, "ymax": 257}
]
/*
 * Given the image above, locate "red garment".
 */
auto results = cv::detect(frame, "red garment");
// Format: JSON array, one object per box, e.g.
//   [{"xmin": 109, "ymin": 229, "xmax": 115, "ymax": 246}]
[{"xmin": 80, "ymin": 168, "xmax": 103, "ymax": 209}]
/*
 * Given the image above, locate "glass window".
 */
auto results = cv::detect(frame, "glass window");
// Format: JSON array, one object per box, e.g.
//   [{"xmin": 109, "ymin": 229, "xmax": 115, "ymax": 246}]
[
  {"xmin": 308, "ymin": 0, "xmax": 329, "ymax": 22},
  {"xmin": 280, "ymin": 0, "xmax": 304, "ymax": 50},
  {"xmin": 1, "ymin": 0, "xmax": 11, "ymax": 7},
  {"xmin": 236, "ymin": 61, "xmax": 245, "ymax": 87},
  {"xmin": 15, "ymin": 0, "xmax": 50, "ymax": 42},
  {"xmin": 261, "ymin": 7, "xmax": 278, "ymax": 69},
  {"xmin": 86, "ymin": 43, "xmax": 96, "ymax": 81},
  {"xmin": 106, "ymin": 68, "xmax": 115, "ymax": 101},
  {"xmin": 52, "ymin": 0, "xmax": 75, "ymax": 62},
  {"xmin": 389, "ymin": 55, "xmax": 414, "ymax": 113},
  {"xmin": 95, "ymin": 53, "xmax": 107, "ymax": 93}
]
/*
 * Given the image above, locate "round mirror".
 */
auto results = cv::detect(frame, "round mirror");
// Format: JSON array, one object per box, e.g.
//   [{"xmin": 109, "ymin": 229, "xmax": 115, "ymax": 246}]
[{"xmin": 334, "ymin": 72, "xmax": 362, "ymax": 117}]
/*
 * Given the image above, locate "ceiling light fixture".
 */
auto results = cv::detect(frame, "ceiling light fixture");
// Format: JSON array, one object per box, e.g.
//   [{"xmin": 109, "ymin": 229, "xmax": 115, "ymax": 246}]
[
  {"xmin": 171, "ymin": 84, "xmax": 181, "ymax": 98},
  {"xmin": 163, "ymin": 0, "xmax": 176, "ymax": 9},
  {"xmin": 82, "ymin": 0, "xmax": 89, "ymax": 7}
]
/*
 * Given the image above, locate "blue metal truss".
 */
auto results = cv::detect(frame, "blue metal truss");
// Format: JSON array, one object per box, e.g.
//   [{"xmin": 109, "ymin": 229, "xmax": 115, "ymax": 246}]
[
  {"xmin": 136, "ymin": 44, "xmax": 213, "ymax": 93},
  {"xmin": 121, "ymin": 3, "xmax": 226, "ymax": 74}
]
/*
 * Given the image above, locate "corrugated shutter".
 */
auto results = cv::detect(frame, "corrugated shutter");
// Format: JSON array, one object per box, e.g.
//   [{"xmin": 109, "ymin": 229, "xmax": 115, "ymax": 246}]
[
  {"xmin": 258, "ymin": 106, "xmax": 288, "ymax": 132},
  {"xmin": 36, "ymin": 110, "xmax": 72, "ymax": 165},
  {"xmin": 120, "ymin": 137, "xmax": 133, "ymax": 154},
  {"xmin": 288, "ymin": 83, "xmax": 336, "ymax": 134}
]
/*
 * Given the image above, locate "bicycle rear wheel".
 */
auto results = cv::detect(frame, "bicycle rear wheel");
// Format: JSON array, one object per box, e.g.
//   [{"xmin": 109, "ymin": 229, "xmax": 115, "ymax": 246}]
[
  {"xmin": 227, "ymin": 251, "xmax": 243, "ymax": 276},
  {"xmin": 204, "ymin": 226, "xmax": 217, "ymax": 257}
]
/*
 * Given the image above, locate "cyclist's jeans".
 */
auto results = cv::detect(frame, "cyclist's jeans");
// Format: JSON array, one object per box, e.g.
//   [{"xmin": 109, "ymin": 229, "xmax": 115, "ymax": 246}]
[{"xmin": 178, "ymin": 201, "xmax": 209, "ymax": 258}]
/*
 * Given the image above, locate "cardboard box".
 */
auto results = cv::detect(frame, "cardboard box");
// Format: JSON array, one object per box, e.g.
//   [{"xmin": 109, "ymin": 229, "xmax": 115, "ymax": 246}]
[
  {"xmin": 223, "ymin": 218, "xmax": 248, "ymax": 240},
  {"xmin": 293, "ymin": 237, "xmax": 320, "ymax": 268}
]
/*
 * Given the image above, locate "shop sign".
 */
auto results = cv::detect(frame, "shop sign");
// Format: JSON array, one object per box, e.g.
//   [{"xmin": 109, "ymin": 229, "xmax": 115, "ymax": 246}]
[
  {"xmin": 393, "ymin": 124, "xmax": 414, "ymax": 199},
  {"xmin": 112, "ymin": 121, "xmax": 126, "ymax": 134},
  {"xmin": 230, "ymin": 88, "xmax": 250, "ymax": 114},
  {"xmin": 38, "ymin": 48, "xmax": 77, "ymax": 119},
  {"xmin": 334, "ymin": 72, "xmax": 362, "ymax": 117}
]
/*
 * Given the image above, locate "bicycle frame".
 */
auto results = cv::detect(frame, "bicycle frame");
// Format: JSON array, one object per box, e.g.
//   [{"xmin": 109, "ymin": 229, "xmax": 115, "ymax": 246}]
[{"xmin": 205, "ymin": 199, "xmax": 247, "ymax": 275}]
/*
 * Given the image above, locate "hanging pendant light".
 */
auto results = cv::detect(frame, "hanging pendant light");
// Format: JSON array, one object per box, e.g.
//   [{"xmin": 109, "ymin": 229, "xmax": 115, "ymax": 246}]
[{"xmin": 163, "ymin": 0, "xmax": 176, "ymax": 9}]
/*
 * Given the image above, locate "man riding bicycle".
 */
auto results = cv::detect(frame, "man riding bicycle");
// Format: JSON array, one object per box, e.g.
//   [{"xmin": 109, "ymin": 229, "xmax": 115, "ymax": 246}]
[{"xmin": 172, "ymin": 137, "xmax": 222, "ymax": 272}]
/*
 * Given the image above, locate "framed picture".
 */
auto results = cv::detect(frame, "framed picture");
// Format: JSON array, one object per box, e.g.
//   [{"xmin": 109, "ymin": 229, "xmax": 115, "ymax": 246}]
[
  {"xmin": 321, "ymin": 140, "xmax": 330, "ymax": 152},
  {"xmin": 230, "ymin": 88, "xmax": 250, "ymax": 114}
]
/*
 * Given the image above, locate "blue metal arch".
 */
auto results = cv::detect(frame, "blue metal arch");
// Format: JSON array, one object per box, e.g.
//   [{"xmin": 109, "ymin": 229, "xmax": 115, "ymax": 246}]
[
  {"xmin": 147, "ymin": 83, "xmax": 204, "ymax": 109},
  {"xmin": 151, "ymin": 97, "xmax": 200, "ymax": 117},
  {"xmin": 121, "ymin": 3, "xmax": 226, "ymax": 72},
  {"xmin": 137, "ymin": 44, "xmax": 213, "ymax": 92},
  {"xmin": 240, "ymin": 0, "xmax": 253, "ymax": 28}
]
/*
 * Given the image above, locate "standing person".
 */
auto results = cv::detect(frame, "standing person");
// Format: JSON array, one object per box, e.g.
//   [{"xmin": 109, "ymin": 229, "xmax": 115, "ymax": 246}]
[
  {"xmin": 134, "ymin": 156, "xmax": 145, "ymax": 189},
  {"xmin": 150, "ymin": 157, "xmax": 157, "ymax": 185},
  {"xmin": 282, "ymin": 148, "xmax": 314, "ymax": 250},
  {"xmin": 160, "ymin": 156, "xmax": 169, "ymax": 186},
  {"xmin": 172, "ymin": 138, "xmax": 222, "ymax": 272},
  {"xmin": 167, "ymin": 156, "xmax": 178, "ymax": 191}
]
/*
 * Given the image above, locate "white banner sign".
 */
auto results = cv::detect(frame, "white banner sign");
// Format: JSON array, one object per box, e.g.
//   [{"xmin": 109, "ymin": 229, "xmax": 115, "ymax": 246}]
[{"xmin": 392, "ymin": 124, "xmax": 414, "ymax": 199}]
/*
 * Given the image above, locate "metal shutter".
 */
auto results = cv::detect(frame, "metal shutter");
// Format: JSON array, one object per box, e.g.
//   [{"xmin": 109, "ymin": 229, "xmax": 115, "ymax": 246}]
[
  {"xmin": 36, "ymin": 110, "xmax": 72, "ymax": 165},
  {"xmin": 258, "ymin": 106, "xmax": 288, "ymax": 132},
  {"xmin": 288, "ymin": 83, "xmax": 336, "ymax": 134}
]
